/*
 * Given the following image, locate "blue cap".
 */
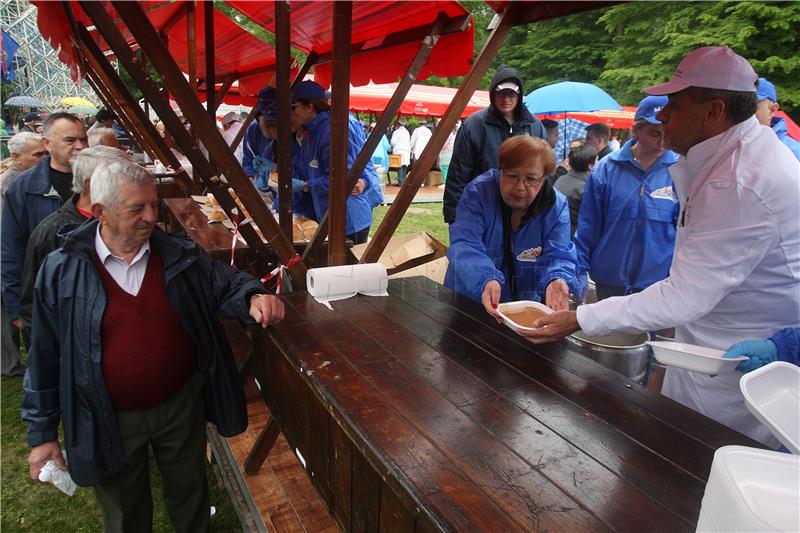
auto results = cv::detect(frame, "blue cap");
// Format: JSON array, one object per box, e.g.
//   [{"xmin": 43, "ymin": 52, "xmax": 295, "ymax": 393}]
[
  {"xmin": 756, "ymin": 78, "xmax": 777, "ymax": 103},
  {"xmin": 261, "ymin": 104, "xmax": 277, "ymax": 122},
  {"xmin": 256, "ymin": 86, "xmax": 276, "ymax": 112},
  {"xmin": 291, "ymin": 80, "xmax": 325, "ymax": 103},
  {"xmin": 634, "ymin": 95, "xmax": 668, "ymax": 125}
]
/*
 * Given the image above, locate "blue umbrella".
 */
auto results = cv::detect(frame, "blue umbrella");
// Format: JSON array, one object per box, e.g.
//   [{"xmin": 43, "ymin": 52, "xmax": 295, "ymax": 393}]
[
  {"xmin": 553, "ymin": 117, "xmax": 589, "ymax": 162},
  {"xmin": 524, "ymin": 81, "xmax": 621, "ymax": 114},
  {"xmin": 4, "ymin": 95, "xmax": 46, "ymax": 108}
]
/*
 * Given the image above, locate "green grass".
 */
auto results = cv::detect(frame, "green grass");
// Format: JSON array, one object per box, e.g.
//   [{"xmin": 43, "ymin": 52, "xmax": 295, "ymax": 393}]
[
  {"xmin": 369, "ymin": 201, "xmax": 450, "ymax": 246},
  {"xmin": 2, "ymin": 361, "xmax": 241, "ymax": 532}
]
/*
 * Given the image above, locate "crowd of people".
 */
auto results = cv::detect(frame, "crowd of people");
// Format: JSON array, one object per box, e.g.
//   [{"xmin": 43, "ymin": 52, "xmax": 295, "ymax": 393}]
[{"xmin": 1, "ymin": 43, "xmax": 799, "ymax": 531}]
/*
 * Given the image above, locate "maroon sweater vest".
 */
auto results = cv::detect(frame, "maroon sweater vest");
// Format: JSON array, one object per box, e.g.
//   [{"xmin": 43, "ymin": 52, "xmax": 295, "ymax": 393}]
[{"xmin": 95, "ymin": 248, "xmax": 197, "ymax": 410}]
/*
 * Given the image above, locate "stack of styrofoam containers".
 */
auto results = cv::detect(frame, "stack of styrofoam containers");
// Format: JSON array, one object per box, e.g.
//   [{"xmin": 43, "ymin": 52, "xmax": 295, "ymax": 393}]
[{"xmin": 696, "ymin": 362, "xmax": 800, "ymax": 532}]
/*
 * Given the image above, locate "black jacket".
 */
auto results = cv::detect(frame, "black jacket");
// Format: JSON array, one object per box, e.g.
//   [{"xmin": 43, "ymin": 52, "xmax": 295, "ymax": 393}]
[
  {"xmin": 443, "ymin": 66, "xmax": 546, "ymax": 223},
  {"xmin": 22, "ymin": 221, "xmax": 265, "ymax": 486},
  {"xmin": 20, "ymin": 194, "xmax": 88, "ymax": 328}
]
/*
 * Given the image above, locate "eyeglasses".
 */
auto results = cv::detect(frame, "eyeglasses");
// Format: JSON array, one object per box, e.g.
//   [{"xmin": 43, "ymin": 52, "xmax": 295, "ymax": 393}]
[{"xmin": 501, "ymin": 171, "xmax": 545, "ymax": 188}]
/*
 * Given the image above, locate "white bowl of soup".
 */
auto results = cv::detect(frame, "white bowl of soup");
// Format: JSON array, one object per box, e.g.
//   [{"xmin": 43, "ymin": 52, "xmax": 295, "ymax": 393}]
[{"xmin": 496, "ymin": 300, "xmax": 553, "ymax": 334}]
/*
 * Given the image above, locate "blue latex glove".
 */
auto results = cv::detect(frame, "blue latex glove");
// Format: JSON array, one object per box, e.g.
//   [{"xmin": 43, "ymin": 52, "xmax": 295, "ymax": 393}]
[
  {"xmin": 723, "ymin": 339, "xmax": 778, "ymax": 373},
  {"xmin": 252, "ymin": 155, "xmax": 273, "ymax": 178},
  {"xmin": 291, "ymin": 178, "xmax": 305, "ymax": 193}
]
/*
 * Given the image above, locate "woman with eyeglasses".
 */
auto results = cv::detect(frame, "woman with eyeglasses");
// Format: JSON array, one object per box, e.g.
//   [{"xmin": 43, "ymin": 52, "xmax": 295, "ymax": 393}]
[
  {"xmin": 290, "ymin": 80, "xmax": 382, "ymax": 244},
  {"xmin": 444, "ymin": 135, "xmax": 579, "ymax": 318}
]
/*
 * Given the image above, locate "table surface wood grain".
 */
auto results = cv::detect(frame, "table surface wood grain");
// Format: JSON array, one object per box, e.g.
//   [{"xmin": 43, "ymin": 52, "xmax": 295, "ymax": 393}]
[{"xmin": 265, "ymin": 276, "xmax": 760, "ymax": 532}]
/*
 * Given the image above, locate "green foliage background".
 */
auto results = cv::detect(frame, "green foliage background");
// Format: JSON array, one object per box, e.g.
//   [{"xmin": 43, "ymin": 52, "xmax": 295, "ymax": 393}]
[{"xmin": 426, "ymin": 1, "xmax": 800, "ymax": 120}]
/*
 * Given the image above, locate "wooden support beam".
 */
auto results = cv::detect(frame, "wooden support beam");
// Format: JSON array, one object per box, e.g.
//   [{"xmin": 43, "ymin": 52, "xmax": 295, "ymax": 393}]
[
  {"xmin": 213, "ymin": 73, "xmax": 237, "ymax": 111},
  {"xmin": 84, "ymin": 69, "xmax": 149, "ymax": 157},
  {"xmin": 327, "ymin": 1, "xmax": 353, "ymax": 266},
  {"xmin": 203, "ymin": 0, "xmax": 215, "ymax": 120},
  {"xmin": 107, "ymin": 1, "xmax": 307, "ymax": 286},
  {"xmin": 360, "ymin": 3, "xmax": 522, "ymax": 264},
  {"xmin": 159, "ymin": 2, "xmax": 188, "ymax": 35},
  {"xmin": 232, "ymin": 105, "xmax": 258, "ymax": 154},
  {"xmin": 76, "ymin": 27, "xmax": 195, "ymax": 195},
  {"xmin": 187, "ymin": 1, "xmax": 197, "ymax": 90},
  {"xmin": 243, "ymin": 416, "xmax": 280, "ymax": 474},
  {"xmin": 80, "ymin": 0, "xmax": 276, "ymax": 276},
  {"xmin": 302, "ymin": 13, "xmax": 448, "ymax": 265},
  {"xmin": 293, "ymin": 52, "xmax": 317, "ymax": 87},
  {"xmin": 275, "ymin": 0, "xmax": 293, "ymax": 242}
]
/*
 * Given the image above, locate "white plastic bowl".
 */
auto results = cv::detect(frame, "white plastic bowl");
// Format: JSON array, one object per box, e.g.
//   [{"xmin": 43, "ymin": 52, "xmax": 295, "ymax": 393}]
[
  {"xmin": 496, "ymin": 300, "xmax": 553, "ymax": 334},
  {"xmin": 646, "ymin": 340, "xmax": 746, "ymax": 375},
  {"xmin": 740, "ymin": 362, "xmax": 799, "ymax": 454}
]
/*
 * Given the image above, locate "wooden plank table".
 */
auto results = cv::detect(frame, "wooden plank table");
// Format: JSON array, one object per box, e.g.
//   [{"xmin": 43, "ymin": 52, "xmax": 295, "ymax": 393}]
[{"xmin": 257, "ymin": 276, "xmax": 761, "ymax": 532}]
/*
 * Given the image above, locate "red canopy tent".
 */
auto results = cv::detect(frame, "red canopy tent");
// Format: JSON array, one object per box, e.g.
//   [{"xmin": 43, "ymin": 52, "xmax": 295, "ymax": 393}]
[
  {"xmin": 34, "ymin": 1, "xmax": 474, "ymax": 95},
  {"xmin": 538, "ymin": 106, "xmax": 637, "ymax": 130},
  {"xmin": 776, "ymin": 111, "xmax": 800, "ymax": 141}
]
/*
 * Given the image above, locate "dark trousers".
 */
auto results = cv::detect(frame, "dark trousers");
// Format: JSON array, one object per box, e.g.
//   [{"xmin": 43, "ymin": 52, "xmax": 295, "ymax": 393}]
[
  {"xmin": 595, "ymin": 283, "xmax": 643, "ymax": 301},
  {"xmin": 347, "ymin": 226, "xmax": 370, "ymax": 245},
  {"xmin": 94, "ymin": 372, "xmax": 209, "ymax": 533},
  {"xmin": 396, "ymin": 165, "xmax": 408, "ymax": 186}
]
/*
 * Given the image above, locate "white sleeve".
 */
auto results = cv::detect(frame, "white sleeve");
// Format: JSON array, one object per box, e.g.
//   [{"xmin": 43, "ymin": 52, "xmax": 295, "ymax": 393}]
[{"xmin": 577, "ymin": 181, "xmax": 778, "ymax": 336}]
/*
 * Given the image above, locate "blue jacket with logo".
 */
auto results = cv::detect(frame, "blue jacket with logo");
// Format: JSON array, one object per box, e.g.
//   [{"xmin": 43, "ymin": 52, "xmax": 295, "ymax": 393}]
[
  {"xmin": 573, "ymin": 138, "xmax": 680, "ymax": 293},
  {"xmin": 1, "ymin": 156, "xmax": 62, "ymax": 320},
  {"xmin": 444, "ymin": 170, "xmax": 578, "ymax": 304},
  {"xmin": 265, "ymin": 137, "xmax": 317, "ymax": 220},
  {"xmin": 772, "ymin": 117, "xmax": 800, "ymax": 161},
  {"xmin": 298, "ymin": 112, "xmax": 382, "ymax": 235}
]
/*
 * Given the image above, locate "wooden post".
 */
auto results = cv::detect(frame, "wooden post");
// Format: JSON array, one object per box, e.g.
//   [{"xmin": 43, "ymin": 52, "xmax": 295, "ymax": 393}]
[
  {"xmin": 327, "ymin": 1, "xmax": 352, "ymax": 266},
  {"xmin": 187, "ymin": 1, "xmax": 196, "ymax": 90},
  {"xmin": 203, "ymin": 0, "xmax": 215, "ymax": 120},
  {"xmin": 105, "ymin": 1, "xmax": 307, "ymax": 285},
  {"xmin": 275, "ymin": 0, "xmax": 293, "ymax": 242},
  {"xmin": 76, "ymin": 27, "xmax": 194, "ymax": 194},
  {"xmin": 360, "ymin": 4, "xmax": 522, "ymax": 264},
  {"xmin": 302, "ymin": 13, "xmax": 450, "ymax": 265},
  {"xmin": 214, "ymin": 73, "xmax": 237, "ymax": 111}
]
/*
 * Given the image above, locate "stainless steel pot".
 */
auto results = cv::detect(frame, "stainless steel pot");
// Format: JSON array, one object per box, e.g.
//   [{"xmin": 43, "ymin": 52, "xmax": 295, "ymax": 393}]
[{"xmin": 563, "ymin": 330, "xmax": 650, "ymax": 384}]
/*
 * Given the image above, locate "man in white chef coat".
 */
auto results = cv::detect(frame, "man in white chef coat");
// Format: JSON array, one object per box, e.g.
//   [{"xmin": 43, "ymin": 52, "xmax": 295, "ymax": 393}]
[{"xmin": 523, "ymin": 46, "xmax": 800, "ymax": 448}]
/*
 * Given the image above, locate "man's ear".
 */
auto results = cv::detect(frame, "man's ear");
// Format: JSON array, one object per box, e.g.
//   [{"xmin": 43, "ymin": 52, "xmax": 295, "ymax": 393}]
[
  {"xmin": 90, "ymin": 203, "xmax": 104, "ymax": 221},
  {"xmin": 706, "ymin": 98, "xmax": 727, "ymax": 126}
]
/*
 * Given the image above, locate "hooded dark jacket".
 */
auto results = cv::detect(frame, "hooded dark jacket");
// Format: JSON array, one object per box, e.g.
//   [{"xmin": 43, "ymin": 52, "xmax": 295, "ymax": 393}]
[
  {"xmin": 443, "ymin": 66, "xmax": 546, "ymax": 223},
  {"xmin": 22, "ymin": 221, "xmax": 264, "ymax": 486}
]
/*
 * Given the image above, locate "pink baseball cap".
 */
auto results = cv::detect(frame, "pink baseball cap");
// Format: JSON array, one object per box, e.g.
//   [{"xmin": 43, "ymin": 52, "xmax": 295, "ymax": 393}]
[{"xmin": 645, "ymin": 46, "xmax": 757, "ymax": 95}]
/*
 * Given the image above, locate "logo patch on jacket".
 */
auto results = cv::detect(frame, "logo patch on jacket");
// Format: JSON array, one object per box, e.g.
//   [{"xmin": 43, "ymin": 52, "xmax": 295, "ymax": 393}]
[
  {"xmin": 517, "ymin": 247, "xmax": 542, "ymax": 262},
  {"xmin": 309, "ymin": 159, "xmax": 319, "ymax": 169},
  {"xmin": 650, "ymin": 186, "xmax": 677, "ymax": 202}
]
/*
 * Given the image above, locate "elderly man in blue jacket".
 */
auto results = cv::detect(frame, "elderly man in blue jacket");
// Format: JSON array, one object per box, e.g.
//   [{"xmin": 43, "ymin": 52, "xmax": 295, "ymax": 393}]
[
  {"xmin": 23, "ymin": 158, "xmax": 284, "ymax": 532},
  {"xmin": 445, "ymin": 136, "xmax": 578, "ymax": 316},
  {"xmin": 1, "ymin": 112, "xmax": 87, "ymax": 348},
  {"xmin": 573, "ymin": 95, "xmax": 680, "ymax": 301}
]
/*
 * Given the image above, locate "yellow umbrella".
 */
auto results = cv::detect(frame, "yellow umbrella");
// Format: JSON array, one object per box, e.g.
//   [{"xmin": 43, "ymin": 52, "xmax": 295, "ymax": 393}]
[{"xmin": 61, "ymin": 96, "xmax": 96, "ymax": 107}]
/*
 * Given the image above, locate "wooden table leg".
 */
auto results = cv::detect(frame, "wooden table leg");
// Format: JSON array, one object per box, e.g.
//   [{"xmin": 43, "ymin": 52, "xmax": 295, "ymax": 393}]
[{"xmin": 243, "ymin": 416, "xmax": 280, "ymax": 474}]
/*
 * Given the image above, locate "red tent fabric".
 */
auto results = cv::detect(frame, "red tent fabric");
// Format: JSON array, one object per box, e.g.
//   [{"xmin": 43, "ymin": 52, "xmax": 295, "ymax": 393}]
[
  {"xmin": 349, "ymin": 83, "xmax": 490, "ymax": 118},
  {"xmin": 776, "ymin": 111, "xmax": 800, "ymax": 141},
  {"xmin": 33, "ymin": 1, "xmax": 474, "ymax": 97},
  {"xmin": 538, "ymin": 106, "xmax": 637, "ymax": 130}
]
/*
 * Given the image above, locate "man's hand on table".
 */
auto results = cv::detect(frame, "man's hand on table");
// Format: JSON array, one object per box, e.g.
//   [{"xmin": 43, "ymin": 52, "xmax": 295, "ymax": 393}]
[
  {"xmin": 249, "ymin": 294, "xmax": 285, "ymax": 328},
  {"xmin": 545, "ymin": 279, "xmax": 570, "ymax": 311},
  {"xmin": 481, "ymin": 280, "xmax": 503, "ymax": 323},
  {"xmin": 28, "ymin": 441, "xmax": 64, "ymax": 481},
  {"xmin": 520, "ymin": 310, "xmax": 580, "ymax": 344}
]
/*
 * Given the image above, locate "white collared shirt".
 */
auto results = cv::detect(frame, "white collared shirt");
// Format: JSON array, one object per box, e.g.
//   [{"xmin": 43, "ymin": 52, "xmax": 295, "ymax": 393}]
[{"xmin": 95, "ymin": 225, "xmax": 151, "ymax": 296}]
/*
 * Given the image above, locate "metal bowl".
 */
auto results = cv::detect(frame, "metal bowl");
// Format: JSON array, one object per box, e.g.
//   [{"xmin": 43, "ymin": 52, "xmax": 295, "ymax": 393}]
[{"xmin": 564, "ymin": 331, "xmax": 650, "ymax": 383}]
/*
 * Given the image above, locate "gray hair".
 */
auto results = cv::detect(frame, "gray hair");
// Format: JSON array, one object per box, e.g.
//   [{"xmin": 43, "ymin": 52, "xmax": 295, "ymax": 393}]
[
  {"xmin": 90, "ymin": 159, "xmax": 156, "ymax": 209},
  {"xmin": 71, "ymin": 146, "xmax": 129, "ymax": 195},
  {"xmin": 88, "ymin": 127, "xmax": 118, "ymax": 148},
  {"xmin": 41, "ymin": 112, "xmax": 83, "ymax": 137},
  {"xmin": 7, "ymin": 132, "xmax": 43, "ymax": 154}
]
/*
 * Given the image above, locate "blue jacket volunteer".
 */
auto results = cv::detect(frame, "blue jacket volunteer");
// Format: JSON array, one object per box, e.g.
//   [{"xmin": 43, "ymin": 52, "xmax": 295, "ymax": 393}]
[
  {"xmin": 755, "ymin": 78, "xmax": 800, "ymax": 161},
  {"xmin": 573, "ymin": 96, "xmax": 680, "ymax": 299},
  {"xmin": 291, "ymin": 80, "xmax": 382, "ymax": 243},
  {"xmin": 445, "ymin": 136, "xmax": 578, "ymax": 310}
]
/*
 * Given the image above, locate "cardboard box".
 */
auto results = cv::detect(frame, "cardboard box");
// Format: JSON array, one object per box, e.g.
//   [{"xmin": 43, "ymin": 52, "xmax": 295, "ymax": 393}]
[
  {"xmin": 350, "ymin": 231, "xmax": 448, "ymax": 282},
  {"xmin": 388, "ymin": 154, "xmax": 402, "ymax": 169},
  {"xmin": 425, "ymin": 170, "xmax": 443, "ymax": 187}
]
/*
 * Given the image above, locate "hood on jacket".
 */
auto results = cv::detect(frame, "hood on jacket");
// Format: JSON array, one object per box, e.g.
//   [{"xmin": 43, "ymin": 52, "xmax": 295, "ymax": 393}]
[{"xmin": 490, "ymin": 65, "xmax": 526, "ymax": 120}]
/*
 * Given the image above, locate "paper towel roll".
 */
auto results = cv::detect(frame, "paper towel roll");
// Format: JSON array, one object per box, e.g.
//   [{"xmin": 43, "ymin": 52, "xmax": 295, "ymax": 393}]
[{"xmin": 307, "ymin": 263, "xmax": 388, "ymax": 309}]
